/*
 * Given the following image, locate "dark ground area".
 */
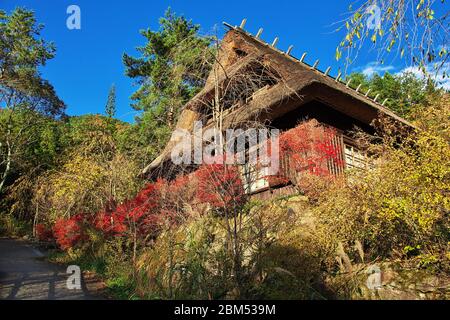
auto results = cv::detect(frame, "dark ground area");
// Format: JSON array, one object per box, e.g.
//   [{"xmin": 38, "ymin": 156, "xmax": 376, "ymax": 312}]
[{"xmin": 0, "ymin": 238, "xmax": 104, "ymax": 300}]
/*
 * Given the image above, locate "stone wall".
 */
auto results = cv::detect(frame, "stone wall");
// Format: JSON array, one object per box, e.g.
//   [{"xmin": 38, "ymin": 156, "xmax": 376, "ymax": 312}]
[{"xmin": 349, "ymin": 262, "xmax": 449, "ymax": 300}]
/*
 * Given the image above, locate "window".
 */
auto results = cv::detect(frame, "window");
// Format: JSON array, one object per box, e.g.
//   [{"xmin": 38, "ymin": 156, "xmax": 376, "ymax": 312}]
[
  {"xmin": 240, "ymin": 140, "xmax": 272, "ymax": 194},
  {"xmin": 344, "ymin": 144, "xmax": 371, "ymax": 170},
  {"xmin": 241, "ymin": 162, "xmax": 269, "ymax": 193}
]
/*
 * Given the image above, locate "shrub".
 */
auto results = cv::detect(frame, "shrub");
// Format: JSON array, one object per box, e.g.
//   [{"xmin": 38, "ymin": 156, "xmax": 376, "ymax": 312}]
[
  {"xmin": 279, "ymin": 119, "xmax": 343, "ymax": 176},
  {"xmin": 95, "ymin": 175, "xmax": 197, "ymax": 240},
  {"xmin": 135, "ymin": 216, "xmax": 226, "ymax": 299},
  {"xmin": 33, "ymin": 134, "xmax": 142, "ymax": 227},
  {"xmin": 195, "ymin": 164, "xmax": 246, "ymax": 211},
  {"xmin": 313, "ymin": 96, "xmax": 450, "ymax": 264},
  {"xmin": 53, "ymin": 214, "xmax": 85, "ymax": 250},
  {"xmin": 35, "ymin": 223, "xmax": 54, "ymax": 242}
]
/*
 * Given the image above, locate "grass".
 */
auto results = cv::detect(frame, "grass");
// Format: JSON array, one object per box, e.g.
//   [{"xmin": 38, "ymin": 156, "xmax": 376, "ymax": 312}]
[
  {"xmin": 0, "ymin": 213, "xmax": 32, "ymax": 238},
  {"xmin": 47, "ymin": 248, "xmax": 137, "ymax": 300},
  {"xmin": 105, "ymin": 276, "xmax": 140, "ymax": 300}
]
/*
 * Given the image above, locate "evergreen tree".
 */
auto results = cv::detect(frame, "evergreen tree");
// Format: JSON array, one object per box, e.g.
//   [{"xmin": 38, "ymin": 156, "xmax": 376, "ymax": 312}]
[
  {"xmin": 0, "ymin": 8, "xmax": 65, "ymax": 194},
  {"xmin": 123, "ymin": 8, "xmax": 212, "ymax": 128},
  {"xmin": 122, "ymin": 8, "xmax": 213, "ymax": 162},
  {"xmin": 345, "ymin": 71, "xmax": 436, "ymax": 118},
  {"xmin": 105, "ymin": 84, "xmax": 116, "ymax": 118}
]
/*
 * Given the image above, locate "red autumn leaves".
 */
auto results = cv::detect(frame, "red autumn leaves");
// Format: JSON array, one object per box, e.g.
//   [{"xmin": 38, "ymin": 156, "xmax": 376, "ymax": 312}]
[
  {"xmin": 196, "ymin": 164, "xmax": 246, "ymax": 210},
  {"xmin": 279, "ymin": 120, "xmax": 343, "ymax": 176},
  {"xmin": 42, "ymin": 164, "xmax": 246, "ymax": 250},
  {"xmin": 52, "ymin": 214, "xmax": 85, "ymax": 250},
  {"xmin": 38, "ymin": 120, "xmax": 342, "ymax": 250}
]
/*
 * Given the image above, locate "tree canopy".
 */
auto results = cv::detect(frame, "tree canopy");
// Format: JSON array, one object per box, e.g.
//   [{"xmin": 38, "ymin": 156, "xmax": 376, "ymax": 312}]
[
  {"xmin": 105, "ymin": 84, "xmax": 116, "ymax": 119},
  {"xmin": 336, "ymin": 0, "xmax": 449, "ymax": 79},
  {"xmin": 345, "ymin": 71, "xmax": 437, "ymax": 117},
  {"xmin": 123, "ymin": 8, "xmax": 212, "ymax": 128},
  {"xmin": 0, "ymin": 8, "xmax": 65, "ymax": 116},
  {"xmin": 0, "ymin": 8, "xmax": 65, "ymax": 195}
]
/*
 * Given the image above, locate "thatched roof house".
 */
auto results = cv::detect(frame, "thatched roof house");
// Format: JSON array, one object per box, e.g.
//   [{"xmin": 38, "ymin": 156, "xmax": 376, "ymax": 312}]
[{"xmin": 143, "ymin": 20, "xmax": 412, "ymax": 196}]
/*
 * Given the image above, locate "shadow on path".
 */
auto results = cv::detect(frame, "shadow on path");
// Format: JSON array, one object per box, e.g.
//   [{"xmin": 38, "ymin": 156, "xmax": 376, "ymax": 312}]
[{"xmin": 0, "ymin": 238, "xmax": 104, "ymax": 300}]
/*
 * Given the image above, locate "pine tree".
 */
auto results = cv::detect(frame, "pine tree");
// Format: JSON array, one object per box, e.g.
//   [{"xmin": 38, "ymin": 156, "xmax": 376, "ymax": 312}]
[
  {"xmin": 105, "ymin": 84, "xmax": 116, "ymax": 118},
  {"xmin": 123, "ymin": 8, "xmax": 212, "ymax": 127}
]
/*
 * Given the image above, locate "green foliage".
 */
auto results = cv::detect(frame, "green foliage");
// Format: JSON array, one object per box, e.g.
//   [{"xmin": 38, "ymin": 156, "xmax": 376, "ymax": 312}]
[
  {"xmin": 123, "ymin": 8, "xmax": 212, "ymax": 115},
  {"xmin": 105, "ymin": 84, "xmax": 116, "ymax": 119},
  {"xmin": 0, "ymin": 8, "xmax": 65, "ymax": 196},
  {"xmin": 0, "ymin": 212, "xmax": 32, "ymax": 237},
  {"xmin": 0, "ymin": 109, "xmax": 59, "ymax": 171},
  {"xmin": 115, "ymin": 110, "xmax": 172, "ymax": 167},
  {"xmin": 313, "ymin": 95, "xmax": 450, "ymax": 265},
  {"xmin": 106, "ymin": 276, "xmax": 138, "ymax": 300},
  {"xmin": 0, "ymin": 7, "xmax": 65, "ymax": 116},
  {"xmin": 403, "ymin": 245, "xmax": 421, "ymax": 258},
  {"xmin": 47, "ymin": 236, "xmax": 137, "ymax": 300},
  {"xmin": 34, "ymin": 116, "xmax": 142, "ymax": 224},
  {"xmin": 0, "ymin": 108, "xmax": 64, "ymax": 224},
  {"xmin": 345, "ymin": 71, "xmax": 436, "ymax": 117},
  {"xmin": 0, "ymin": 8, "xmax": 54, "ymax": 70},
  {"xmin": 59, "ymin": 114, "xmax": 125, "ymax": 148},
  {"xmin": 123, "ymin": 8, "xmax": 213, "ymax": 162},
  {"xmin": 337, "ymin": 0, "xmax": 449, "ymax": 76}
]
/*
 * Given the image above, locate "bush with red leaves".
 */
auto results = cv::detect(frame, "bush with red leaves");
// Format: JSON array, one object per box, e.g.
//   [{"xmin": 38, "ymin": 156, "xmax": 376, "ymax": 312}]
[
  {"xmin": 195, "ymin": 164, "xmax": 246, "ymax": 210},
  {"xmin": 279, "ymin": 120, "xmax": 343, "ymax": 176},
  {"xmin": 94, "ymin": 177, "xmax": 195, "ymax": 240},
  {"xmin": 53, "ymin": 214, "xmax": 85, "ymax": 250},
  {"xmin": 35, "ymin": 223, "xmax": 54, "ymax": 242}
]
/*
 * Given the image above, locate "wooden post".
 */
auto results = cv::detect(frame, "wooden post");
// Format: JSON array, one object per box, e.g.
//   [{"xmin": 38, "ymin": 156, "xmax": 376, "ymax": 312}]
[
  {"xmin": 312, "ymin": 60, "xmax": 320, "ymax": 69},
  {"xmin": 271, "ymin": 37, "xmax": 279, "ymax": 47},
  {"xmin": 374, "ymin": 93, "xmax": 380, "ymax": 102},
  {"xmin": 356, "ymin": 84, "xmax": 362, "ymax": 92},
  {"xmin": 256, "ymin": 28, "xmax": 263, "ymax": 38},
  {"xmin": 346, "ymin": 79, "xmax": 352, "ymax": 87},
  {"xmin": 300, "ymin": 52, "xmax": 307, "ymax": 62},
  {"xmin": 286, "ymin": 45, "xmax": 294, "ymax": 55}
]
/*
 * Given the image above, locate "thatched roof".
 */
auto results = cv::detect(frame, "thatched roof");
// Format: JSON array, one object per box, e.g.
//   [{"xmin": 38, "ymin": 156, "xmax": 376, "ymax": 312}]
[{"xmin": 142, "ymin": 22, "xmax": 413, "ymax": 177}]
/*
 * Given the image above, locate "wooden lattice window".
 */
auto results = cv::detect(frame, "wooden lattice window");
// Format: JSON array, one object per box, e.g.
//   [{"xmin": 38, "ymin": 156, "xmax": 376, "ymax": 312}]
[
  {"xmin": 344, "ymin": 143, "xmax": 371, "ymax": 170},
  {"xmin": 241, "ymin": 163, "xmax": 270, "ymax": 194}
]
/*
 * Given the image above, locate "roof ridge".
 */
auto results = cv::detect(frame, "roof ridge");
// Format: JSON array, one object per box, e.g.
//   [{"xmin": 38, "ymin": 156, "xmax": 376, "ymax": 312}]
[{"xmin": 222, "ymin": 20, "xmax": 399, "ymax": 114}]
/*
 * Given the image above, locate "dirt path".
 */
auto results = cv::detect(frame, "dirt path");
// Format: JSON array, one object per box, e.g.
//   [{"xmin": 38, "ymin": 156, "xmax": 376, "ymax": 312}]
[{"xmin": 0, "ymin": 238, "xmax": 104, "ymax": 300}]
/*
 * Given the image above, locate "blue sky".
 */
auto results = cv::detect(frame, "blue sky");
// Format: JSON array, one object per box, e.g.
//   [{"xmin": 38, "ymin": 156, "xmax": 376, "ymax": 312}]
[{"xmin": 2, "ymin": 0, "xmax": 445, "ymax": 122}]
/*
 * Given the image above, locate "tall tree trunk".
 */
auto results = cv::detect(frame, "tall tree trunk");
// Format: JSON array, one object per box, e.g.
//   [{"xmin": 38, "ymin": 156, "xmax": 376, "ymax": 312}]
[
  {"xmin": 0, "ymin": 139, "xmax": 12, "ymax": 195},
  {"xmin": 0, "ymin": 108, "xmax": 15, "ymax": 196}
]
